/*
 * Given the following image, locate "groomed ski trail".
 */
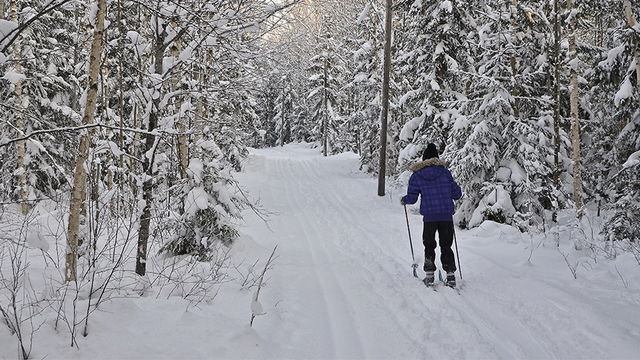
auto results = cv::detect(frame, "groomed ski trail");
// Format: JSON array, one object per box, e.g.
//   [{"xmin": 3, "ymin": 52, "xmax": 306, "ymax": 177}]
[{"xmin": 236, "ymin": 143, "xmax": 640, "ymax": 360}]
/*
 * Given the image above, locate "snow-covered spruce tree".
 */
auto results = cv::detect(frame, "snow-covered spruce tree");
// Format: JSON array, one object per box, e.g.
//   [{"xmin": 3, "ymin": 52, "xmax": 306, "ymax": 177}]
[
  {"xmin": 273, "ymin": 74, "xmax": 294, "ymax": 146},
  {"xmin": 588, "ymin": 0, "xmax": 640, "ymax": 243},
  {"xmin": 446, "ymin": 0, "xmax": 585, "ymax": 230},
  {"xmin": 253, "ymin": 57, "xmax": 285, "ymax": 148},
  {"xmin": 159, "ymin": 140, "xmax": 245, "ymax": 260},
  {"xmin": 446, "ymin": 72, "xmax": 512, "ymax": 227},
  {"xmin": 289, "ymin": 74, "xmax": 312, "ymax": 143},
  {"xmin": 345, "ymin": 2, "xmax": 383, "ymax": 172},
  {"xmin": 601, "ymin": 110, "xmax": 640, "ymax": 244},
  {"xmin": 307, "ymin": 23, "xmax": 342, "ymax": 156},
  {"xmin": 395, "ymin": 0, "xmax": 474, "ymax": 172},
  {"xmin": 209, "ymin": 76, "xmax": 254, "ymax": 172},
  {"xmin": 581, "ymin": 0, "xmax": 625, "ymax": 216},
  {"xmin": 436, "ymin": 0, "xmax": 576, "ymax": 229}
]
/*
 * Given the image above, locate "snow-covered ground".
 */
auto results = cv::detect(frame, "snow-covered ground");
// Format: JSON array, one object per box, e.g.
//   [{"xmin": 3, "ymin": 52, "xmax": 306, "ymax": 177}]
[{"xmin": 2, "ymin": 143, "xmax": 640, "ymax": 359}]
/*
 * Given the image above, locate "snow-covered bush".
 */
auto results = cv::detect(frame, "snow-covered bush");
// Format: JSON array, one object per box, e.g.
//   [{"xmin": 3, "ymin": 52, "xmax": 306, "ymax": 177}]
[{"xmin": 159, "ymin": 144, "xmax": 246, "ymax": 260}]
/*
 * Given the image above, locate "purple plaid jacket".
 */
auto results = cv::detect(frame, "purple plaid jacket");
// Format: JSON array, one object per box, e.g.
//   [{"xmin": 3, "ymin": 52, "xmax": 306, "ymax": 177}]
[{"xmin": 401, "ymin": 158, "xmax": 462, "ymax": 222}]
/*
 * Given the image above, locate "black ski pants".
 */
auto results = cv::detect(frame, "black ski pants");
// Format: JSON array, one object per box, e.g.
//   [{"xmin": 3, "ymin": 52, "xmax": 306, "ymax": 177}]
[{"xmin": 422, "ymin": 221, "xmax": 456, "ymax": 273}]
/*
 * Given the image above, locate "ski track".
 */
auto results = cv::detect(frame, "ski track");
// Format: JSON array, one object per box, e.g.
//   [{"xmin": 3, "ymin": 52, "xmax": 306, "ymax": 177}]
[{"xmin": 238, "ymin": 144, "xmax": 640, "ymax": 360}]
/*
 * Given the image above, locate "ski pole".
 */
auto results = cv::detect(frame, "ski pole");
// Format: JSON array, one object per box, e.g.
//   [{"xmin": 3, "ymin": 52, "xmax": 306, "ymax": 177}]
[
  {"xmin": 403, "ymin": 204, "xmax": 418, "ymax": 278},
  {"xmin": 453, "ymin": 226, "xmax": 462, "ymax": 280}
]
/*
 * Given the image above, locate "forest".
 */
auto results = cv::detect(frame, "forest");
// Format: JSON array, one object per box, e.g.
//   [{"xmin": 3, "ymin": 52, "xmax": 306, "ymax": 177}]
[{"xmin": 0, "ymin": 0, "xmax": 639, "ymax": 359}]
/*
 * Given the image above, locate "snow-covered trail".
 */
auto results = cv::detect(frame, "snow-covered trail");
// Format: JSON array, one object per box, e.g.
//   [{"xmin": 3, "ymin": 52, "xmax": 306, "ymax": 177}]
[{"xmin": 236, "ymin": 143, "xmax": 640, "ymax": 360}]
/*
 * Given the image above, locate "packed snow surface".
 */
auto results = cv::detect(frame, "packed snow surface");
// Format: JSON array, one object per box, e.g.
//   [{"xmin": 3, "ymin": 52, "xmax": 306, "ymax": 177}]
[{"xmin": 2, "ymin": 143, "xmax": 639, "ymax": 359}]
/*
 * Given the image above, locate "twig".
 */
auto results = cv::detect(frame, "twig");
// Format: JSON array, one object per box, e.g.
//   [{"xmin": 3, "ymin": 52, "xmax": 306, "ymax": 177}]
[{"xmin": 250, "ymin": 245, "xmax": 277, "ymax": 327}]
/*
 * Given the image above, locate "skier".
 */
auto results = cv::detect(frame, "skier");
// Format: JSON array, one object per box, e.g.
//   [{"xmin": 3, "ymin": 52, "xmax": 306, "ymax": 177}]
[{"xmin": 401, "ymin": 143, "xmax": 462, "ymax": 287}]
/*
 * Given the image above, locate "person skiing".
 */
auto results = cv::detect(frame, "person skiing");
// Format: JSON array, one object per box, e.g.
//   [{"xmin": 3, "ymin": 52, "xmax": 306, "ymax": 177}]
[{"xmin": 401, "ymin": 143, "xmax": 462, "ymax": 287}]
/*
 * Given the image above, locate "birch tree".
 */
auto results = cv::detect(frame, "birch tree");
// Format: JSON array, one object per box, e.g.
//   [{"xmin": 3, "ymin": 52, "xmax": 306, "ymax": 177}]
[
  {"xmin": 9, "ymin": 0, "xmax": 29, "ymax": 215},
  {"xmin": 66, "ymin": 0, "xmax": 107, "ymax": 282}
]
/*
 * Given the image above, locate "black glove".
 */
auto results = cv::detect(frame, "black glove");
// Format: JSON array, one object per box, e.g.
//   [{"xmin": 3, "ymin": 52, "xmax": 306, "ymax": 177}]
[{"xmin": 400, "ymin": 198, "xmax": 405, "ymax": 205}]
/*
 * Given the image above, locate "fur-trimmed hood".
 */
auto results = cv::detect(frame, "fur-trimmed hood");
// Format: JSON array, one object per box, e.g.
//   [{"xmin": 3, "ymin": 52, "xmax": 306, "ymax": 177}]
[{"xmin": 409, "ymin": 158, "xmax": 447, "ymax": 172}]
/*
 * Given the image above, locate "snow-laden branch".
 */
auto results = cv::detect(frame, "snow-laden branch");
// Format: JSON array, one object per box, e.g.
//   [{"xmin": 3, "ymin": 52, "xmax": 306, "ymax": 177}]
[
  {"xmin": 0, "ymin": 0, "xmax": 74, "ymax": 54},
  {"xmin": 0, "ymin": 123, "xmax": 195, "ymax": 148}
]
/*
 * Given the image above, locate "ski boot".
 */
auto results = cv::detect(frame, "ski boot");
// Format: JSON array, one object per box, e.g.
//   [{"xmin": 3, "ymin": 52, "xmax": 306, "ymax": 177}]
[
  {"xmin": 423, "ymin": 271, "xmax": 435, "ymax": 287},
  {"xmin": 445, "ymin": 272, "xmax": 456, "ymax": 288}
]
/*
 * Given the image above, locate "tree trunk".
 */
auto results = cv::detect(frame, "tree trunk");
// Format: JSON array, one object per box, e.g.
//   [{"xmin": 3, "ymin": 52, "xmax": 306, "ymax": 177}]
[
  {"xmin": 116, "ymin": 0, "xmax": 127, "ymax": 215},
  {"xmin": 623, "ymin": 0, "xmax": 639, "ymax": 86},
  {"xmin": 66, "ymin": 0, "xmax": 107, "ymax": 282},
  {"xmin": 552, "ymin": 0, "xmax": 562, "ymax": 223},
  {"xmin": 280, "ymin": 85, "xmax": 286, "ymax": 146},
  {"xmin": 172, "ymin": 35, "xmax": 189, "ymax": 179},
  {"xmin": 378, "ymin": 0, "xmax": 392, "ymax": 196},
  {"xmin": 568, "ymin": 0, "xmax": 583, "ymax": 219},
  {"xmin": 510, "ymin": 0, "xmax": 521, "ymax": 120},
  {"xmin": 9, "ymin": 0, "xmax": 30, "ymax": 216},
  {"xmin": 135, "ymin": 7, "xmax": 186, "ymax": 275},
  {"xmin": 323, "ymin": 55, "xmax": 328, "ymax": 157},
  {"xmin": 135, "ymin": 35, "xmax": 165, "ymax": 276}
]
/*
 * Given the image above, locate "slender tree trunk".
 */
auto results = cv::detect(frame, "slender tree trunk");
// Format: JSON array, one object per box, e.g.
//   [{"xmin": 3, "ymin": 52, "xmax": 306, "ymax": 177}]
[
  {"xmin": 280, "ymin": 85, "xmax": 286, "ymax": 146},
  {"xmin": 135, "ymin": 7, "xmax": 188, "ymax": 275},
  {"xmin": 116, "ymin": 0, "xmax": 127, "ymax": 213},
  {"xmin": 568, "ymin": 0, "xmax": 583, "ymax": 219},
  {"xmin": 9, "ymin": 0, "xmax": 30, "ymax": 216},
  {"xmin": 378, "ymin": 0, "xmax": 392, "ymax": 196},
  {"xmin": 510, "ymin": 0, "xmax": 521, "ymax": 120},
  {"xmin": 552, "ymin": 0, "xmax": 562, "ymax": 223},
  {"xmin": 66, "ymin": 0, "xmax": 107, "ymax": 282},
  {"xmin": 135, "ymin": 35, "xmax": 165, "ymax": 276},
  {"xmin": 172, "ymin": 35, "xmax": 189, "ymax": 179},
  {"xmin": 195, "ymin": 70, "xmax": 205, "ymax": 143},
  {"xmin": 323, "ymin": 55, "xmax": 328, "ymax": 157},
  {"xmin": 624, "ymin": 0, "xmax": 639, "ymax": 86}
]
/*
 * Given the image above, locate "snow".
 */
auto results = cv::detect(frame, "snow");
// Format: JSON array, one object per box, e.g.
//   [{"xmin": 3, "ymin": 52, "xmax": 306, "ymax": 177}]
[
  {"xmin": 356, "ymin": 3, "xmax": 372, "ymax": 24},
  {"xmin": 440, "ymin": 0, "xmax": 453, "ymax": 13},
  {"xmin": 399, "ymin": 116, "xmax": 423, "ymax": 141},
  {"xmin": 506, "ymin": 159, "xmax": 525, "ymax": 185},
  {"xmin": 615, "ymin": 76, "xmax": 634, "ymax": 106},
  {"xmin": 469, "ymin": 184, "xmax": 517, "ymax": 228},
  {"xmin": 0, "ymin": 19, "xmax": 18, "ymax": 41},
  {"xmin": 188, "ymin": 158, "xmax": 204, "ymax": 183},
  {"xmin": 184, "ymin": 186, "xmax": 210, "ymax": 216},
  {"xmin": 599, "ymin": 44, "xmax": 626, "ymax": 71},
  {"xmin": 2, "ymin": 70, "xmax": 26, "ymax": 84},
  {"xmin": 251, "ymin": 292, "xmax": 265, "ymax": 316},
  {"xmin": 623, "ymin": 150, "xmax": 640, "ymax": 169},
  {"xmin": 2, "ymin": 144, "xmax": 640, "ymax": 359}
]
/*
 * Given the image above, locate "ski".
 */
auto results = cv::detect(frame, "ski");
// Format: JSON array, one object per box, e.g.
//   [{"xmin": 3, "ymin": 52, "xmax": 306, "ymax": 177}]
[{"xmin": 419, "ymin": 271, "xmax": 461, "ymax": 294}]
